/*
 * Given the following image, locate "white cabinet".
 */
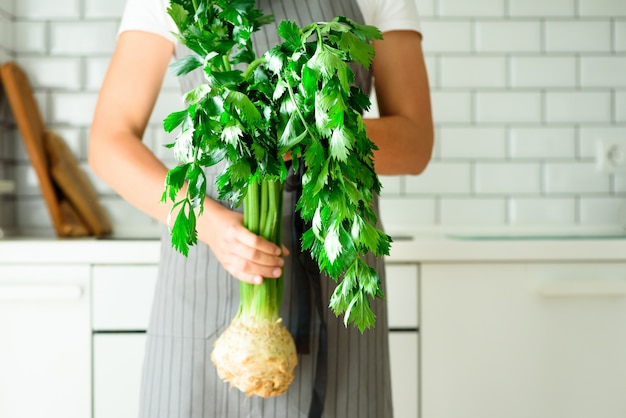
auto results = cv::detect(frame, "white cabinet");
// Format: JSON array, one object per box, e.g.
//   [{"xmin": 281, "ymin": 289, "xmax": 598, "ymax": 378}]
[
  {"xmin": 386, "ymin": 264, "xmax": 420, "ymax": 418},
  {"xmin": 0, "ymin": 265, "xmax": 91, "ymax": 418},
  {"xmin": 421, "ymin": 262, "xmax": 626, "ymax": 418}
]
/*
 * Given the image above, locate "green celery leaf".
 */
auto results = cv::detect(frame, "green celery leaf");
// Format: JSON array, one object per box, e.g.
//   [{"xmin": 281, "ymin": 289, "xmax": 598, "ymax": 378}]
[
  {"xmin": 163, "ymin": 109, "xmax": 188, "ymax": 133},
  {"xmin": 164, "ymin": 163, "xmax": 189, "ymax": 202},
  {"xmin": 324, "ymin": 223, "xmax": 342, "ymax": 263},
  {"xmin": 167, "ymin": 3, "xmax": 189, "ymax": 33},
  {"xmin": 277, "ymin": 20, "xmax": 303, "ymax": 51},
  {"xmin": 169, "ymin": 54, "xmax": 203, "ymax": 77},
  {"xmin": 344, "ymin": 291, "xmax": 376, "ymax": 332},
  {"xmin": 338, "ymin": 31, "xmax": 375, "ymax": 69},
  {"xmin": 221, "ymin": 120, "xmax": 244, "ymax": 145},
  {"xmin": 330, "ymin": 126, "xmax": 353, "ymax": 161},
  {"xmin": 171, "ymin": 204, "xmax": 191, "ymax": 256},
  {"xmin": 225, "ymin": 90, "xmax": 262, "ymax": 125},
  {"xmin": 183, "ymin": 84, "xmax": 213, "ymax": 105},
  {"xmin": 210, "ymin": 70, "xmax": 244, "ymax": 86}
]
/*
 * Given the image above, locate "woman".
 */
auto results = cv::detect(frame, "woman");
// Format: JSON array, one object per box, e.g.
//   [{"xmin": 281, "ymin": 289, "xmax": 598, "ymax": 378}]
[{"xmin": 89, "ymin": 0, "xmax": 433, "ymax": 417}]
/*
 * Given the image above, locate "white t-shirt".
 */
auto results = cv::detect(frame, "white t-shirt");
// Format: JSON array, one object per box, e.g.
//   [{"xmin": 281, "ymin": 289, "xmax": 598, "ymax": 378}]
[{"xmin": 118, "ymin": 0, "xmax": 421, "ymax": 44}]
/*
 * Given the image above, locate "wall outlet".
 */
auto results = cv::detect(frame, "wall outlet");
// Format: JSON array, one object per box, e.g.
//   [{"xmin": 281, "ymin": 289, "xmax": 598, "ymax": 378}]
[{"xmin": 596, "ymin": 137, "xmax": 626, "ymax": 173}]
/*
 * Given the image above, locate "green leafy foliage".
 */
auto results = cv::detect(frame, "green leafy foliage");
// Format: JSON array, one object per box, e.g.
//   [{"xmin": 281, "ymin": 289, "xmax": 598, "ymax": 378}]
[{"xmin": 162, "ymin": 0, "xmax": 390, "ymax": 332}]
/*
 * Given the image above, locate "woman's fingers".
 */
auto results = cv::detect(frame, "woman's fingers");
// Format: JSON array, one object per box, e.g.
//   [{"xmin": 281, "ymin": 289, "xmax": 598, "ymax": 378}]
[{"xmin": 200, "ymin": 206, "xmax": 287, "ymax": 284}]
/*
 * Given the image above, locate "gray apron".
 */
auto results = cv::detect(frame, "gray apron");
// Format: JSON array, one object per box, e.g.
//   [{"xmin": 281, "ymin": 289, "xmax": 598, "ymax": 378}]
[{"xmin": 138, "ymin": 1, "xmax": 393, "ymax": 417}]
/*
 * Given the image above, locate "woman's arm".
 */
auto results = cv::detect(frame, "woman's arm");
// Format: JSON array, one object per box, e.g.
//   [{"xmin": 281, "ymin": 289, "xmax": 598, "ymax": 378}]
[
  {"xmin": 89, "ymin": 31, "xmax": 285, "ymax": 284},
  {"xmin": 366, "ymin": 30, "xmax": 434, "ymax": 175}
]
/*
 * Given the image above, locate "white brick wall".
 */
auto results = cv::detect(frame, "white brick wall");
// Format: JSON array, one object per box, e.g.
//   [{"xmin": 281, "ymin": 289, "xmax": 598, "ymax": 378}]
[{"xmin": 5, "ymin": 0, "xmax": 626, "ymax": 235}]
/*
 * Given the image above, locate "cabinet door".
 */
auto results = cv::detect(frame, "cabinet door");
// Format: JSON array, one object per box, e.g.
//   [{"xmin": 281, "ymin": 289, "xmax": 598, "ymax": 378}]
[
  {"xmin": 92, "ymin": 265, "xmax": 158, "ymax": 331},
  {"xmin": 0, "ymin": 265, "xmax": 91, "ymax": 418},
  {"xmin": 93, "ymin": 334, "xmax": 146, "ymax": 418},
  {"xmin": 421, "ymin": 263, "xmax": 626, "ymax": 418},
  {"xmin": 386, "ymin": 264, "xmax": 419, "ymax": 329}
]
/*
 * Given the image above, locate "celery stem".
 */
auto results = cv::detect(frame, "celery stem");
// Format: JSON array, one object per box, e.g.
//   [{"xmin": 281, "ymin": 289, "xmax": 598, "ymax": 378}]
[{"xmin": 239, "ymin": 179, "xmax": 284, "ymax": 322}]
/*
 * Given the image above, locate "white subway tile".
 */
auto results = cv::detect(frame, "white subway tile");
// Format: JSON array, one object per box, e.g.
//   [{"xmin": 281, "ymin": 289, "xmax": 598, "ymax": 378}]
[
  {"xmin": 616, "ymin": 21, "xmax": 626, "ymax": 52},
  {"xmin": 615, "ymin": 91, "xmax": 626, "ymax": 122},
  {"xmin": 510, "ymin": 56, "xmax": 577, "ymax": 88},
  {"xmin": 419, "ymin": 21, "xmax": 472, "ymax": 53},
  {"xmin": 0, "ymin": 49, "xmax": 11, "ymax": 63},
  {"xmin": 50, "ymin": 93, "xmax": 99, "ymax": 126},
  {"xmin": 438, "ymin": 0, "xmax": 505, "ymax": 17},
  {"xmin": 546, "ymin": 91, "xmax": 611, "ymax": 123},
  {"xmin": 99, "ymin": 197, "xmax": 157, "ymax": 228},
  {"xmin": 379, "ymin": 197, "xmax": 437, "ymax": 228},
  {"xmin": 544, "ymin": 162, "xmax": 611, "ymax": 193},
  {"xmin": 476, "ymin": 91, "xmax": 542, "ymax": 123},
  {"xmin": 440, "ymin": 197, "xmax": 507, "ymax": 226},
  {"xmin": 14, "ymin": 22, "xmax": 46, "ymax": 54},
  {"xmin": 379, "ymin": 176, "xmax": 403, "ymax": 195},
  {"xmin": 440, "ymin": 56, "xmax": 506, "ymax": 88},
  {"xmin": 405, "ymin": 162, "xmax": 472, "ymax": 194},
  {"xmin": 579, "ymin": 197, "xmax": 626, "ymax": 225},
  {"xmin": 510, "ymin": 127, "xmax": 576, "ymax": 159},
  {"xmin": 545, "ymin": 21, "xmax": 611, "ymax": 52},
  {"xmin": 581, "ymin": 56, "xmax": 626, "ymax": 87},
  {"xmin": 84, "ymin": 0, "xmax": 126, "ymax": 18},
  {"xmin": 509, "ymin": 0, "xmax": 575, "ymax": 17},
  {"xmin": 13, "ymin": 165, "xmax": 41, "ymax": 196},
  {"xmin": 51, "ymin": 22, "xmax": 118, "ymax": 55},
  {"xmin": 52, "ymin": 127, "xmax": 84, "ymax": 159},
  {"xmin": 615, "ymin": 175, "xmax": 626, "ymax": 194},
  {"xmin": 475, "ymin": 21, "xmax": 541, "ymax": 52},
  {"xmin": 16, "ymin": 57, "xmax": 82, "ymax": 89},
  {"xmin": 509, "ymin": 197, "xmax": 576, "ymax": 225},
  {"xmin": 85, "ymin": 57, "xmax": 111, "ymax": 90},
  {"xmin": 0, "ymin": 14, "xmax": 12, "ymax": 51},
  {"xmin": 415, "ymin": 0, "xmax": 435, "ymax": 17},
  {"xmin": 475, "ymin": 163, "xmax": 541, "ymax": 194},
  {"xmin": 0, "ymin": 0, "xmax": 13, "ymax": 14},
  {"xmin": 16, "ymin": 198, "xmax": 53, "ymax": 229},
  {"xmin": 440, "ymin": 126, "xmax": 506, "ymax": 159},
  {"xmin": 579, "ymin": 0, "xmax": 626, "ymax": 17},
  {"xmin": 15, "ymin": 0, "xmax": 79, "ymax": 19},
  {"xmin": 579, "ymin": 127, "xmax": 626, "ymax": 159},
  {"xmin": 430, "ymin": 91, "xmax": 472, "ymax": 123}
]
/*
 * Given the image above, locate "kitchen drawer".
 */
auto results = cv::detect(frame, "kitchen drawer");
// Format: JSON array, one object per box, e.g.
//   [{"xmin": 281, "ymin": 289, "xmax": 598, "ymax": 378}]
[
  {"xmin": 385, "ymin": 264, "xmax": 419, "ymax": 329},
  {"xmin": 92, "ymin": 265, "xmax": 158, "ymax": 331},
  {"xmin": 93, "ymin": 333, "xmax": 146, "ymax": 418}
]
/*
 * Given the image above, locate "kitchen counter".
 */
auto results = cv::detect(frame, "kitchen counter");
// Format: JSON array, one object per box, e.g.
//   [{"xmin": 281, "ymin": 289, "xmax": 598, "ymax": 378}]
[{"xmin": 1, "ymin": 226, "xmax": 625, "ymax": 264}]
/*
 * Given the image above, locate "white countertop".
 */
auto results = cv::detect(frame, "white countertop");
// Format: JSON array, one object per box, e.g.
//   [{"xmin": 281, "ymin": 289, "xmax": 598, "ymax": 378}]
[{"xmin": 1, "ymin": 226, "xmax": 625, "ymax": 264}]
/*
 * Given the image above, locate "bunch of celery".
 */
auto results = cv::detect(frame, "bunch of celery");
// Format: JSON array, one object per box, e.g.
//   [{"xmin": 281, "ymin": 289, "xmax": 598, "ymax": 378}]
[{"xmin": 161, "ymin": 0, "xmax": 390, "ymax": 397}]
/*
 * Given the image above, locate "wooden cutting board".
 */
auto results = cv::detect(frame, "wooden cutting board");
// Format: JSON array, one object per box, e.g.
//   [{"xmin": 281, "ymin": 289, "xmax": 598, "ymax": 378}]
[
  {"xmin": 45, "ymin": 130, "xmax": 112, "ymax": 236},
  {"xmin": 0, "ymin": 61, "xmax": 110, "ymax": 237}
]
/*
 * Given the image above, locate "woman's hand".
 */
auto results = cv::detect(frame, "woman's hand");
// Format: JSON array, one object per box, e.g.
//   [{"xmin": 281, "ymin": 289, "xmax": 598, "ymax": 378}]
[{"xmin": 198, "ymin": 200, "xmax": 288, "ymax": 285}]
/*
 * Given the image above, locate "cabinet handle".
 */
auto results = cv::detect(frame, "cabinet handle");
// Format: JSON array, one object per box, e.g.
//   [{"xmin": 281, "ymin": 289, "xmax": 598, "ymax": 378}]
[
  {"xmin": 538, "ymin": 280, "xmax": 626, "ymax": 297},
  {"xmin": 0, "ymin": 284, "xmax": 83, "ymax": 301}
]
